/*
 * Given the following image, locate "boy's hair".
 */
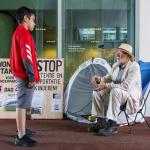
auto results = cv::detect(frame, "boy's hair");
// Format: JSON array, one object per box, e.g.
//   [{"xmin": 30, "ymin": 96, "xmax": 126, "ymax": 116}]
[{"xmin": 16, "ymin": 6, "xmax": 35, "ymax": 24}]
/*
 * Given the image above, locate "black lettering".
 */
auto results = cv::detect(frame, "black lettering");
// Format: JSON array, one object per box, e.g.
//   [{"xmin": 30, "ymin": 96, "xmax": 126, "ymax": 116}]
[
  {"xmin": 38, "ymin": 60, "xmax": 43, "ymax": 72},
  {"xmin": 44, "ymin": 60, "xmax": 49, "ymax": 72},
  {"xmin": 0, "ymin": 61, "xmax": 10, "ymax": 68},
  {"xmin": 56, "ymin": 60, "xmax": 62, "ymax": 71},
  {"xmin": 49, "ymin": 60, "xmax": 55, "ymax": 72},
  {"xmin": 4, "ymin": 88, "xmax": 14, "ymax": 92}
]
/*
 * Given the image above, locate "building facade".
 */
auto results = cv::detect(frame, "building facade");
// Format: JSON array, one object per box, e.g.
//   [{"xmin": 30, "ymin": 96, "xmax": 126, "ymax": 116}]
[{"xmin": 0, "ymin": 0, "xmax": 149, "ymax": 84}]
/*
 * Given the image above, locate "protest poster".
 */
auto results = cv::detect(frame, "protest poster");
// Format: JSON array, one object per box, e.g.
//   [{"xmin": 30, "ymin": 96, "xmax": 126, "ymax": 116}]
[{"xmin": 0, "ymin": 58, "xmax": 64, "ymax": 119}]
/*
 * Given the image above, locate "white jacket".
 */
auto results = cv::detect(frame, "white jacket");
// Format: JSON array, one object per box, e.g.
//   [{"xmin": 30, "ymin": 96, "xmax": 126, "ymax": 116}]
[{"xmin": 103, "ymin": 61, "xmax": 142, "ymax": 114}]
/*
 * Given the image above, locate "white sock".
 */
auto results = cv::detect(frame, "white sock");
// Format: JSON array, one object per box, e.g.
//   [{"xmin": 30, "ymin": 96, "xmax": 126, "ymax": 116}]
[{"xmin": 18, "ymin": 132, "xmax": 25, "ymax": 139}]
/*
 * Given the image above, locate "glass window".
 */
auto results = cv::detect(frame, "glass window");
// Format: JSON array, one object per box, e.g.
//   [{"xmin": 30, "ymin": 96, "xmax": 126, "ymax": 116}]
[
  {"xmin": 0, "ymin": 0, "xmax": 57, "ymax": 58},
  {"xmin": 62, "ymin": 0, "xmax": 135, "ymax": 83}
]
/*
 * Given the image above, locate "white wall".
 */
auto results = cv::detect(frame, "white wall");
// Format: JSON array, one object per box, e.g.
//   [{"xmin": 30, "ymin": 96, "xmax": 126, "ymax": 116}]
[
  {"xmin": 136, "ymin": 0, "xmax": 150, "ymax": 116},
  {"xmin": 137, "ymin": 0, "xmax": 150, "ymax": 62}
]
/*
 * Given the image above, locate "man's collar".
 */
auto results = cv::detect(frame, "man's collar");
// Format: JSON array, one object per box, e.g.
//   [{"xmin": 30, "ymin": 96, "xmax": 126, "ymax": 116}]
[{"xmin": 119, "ymin": 61, "xmax": 131, "ymax": 69}]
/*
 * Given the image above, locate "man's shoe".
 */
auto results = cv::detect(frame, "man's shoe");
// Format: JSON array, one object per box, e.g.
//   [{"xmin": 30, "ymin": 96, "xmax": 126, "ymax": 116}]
[
  {"xmin": 87, "ymin": 118, "xmax": 108, "ymax": 132},
  {"xmin": 97, "ymin": 125, "xmax": 118, "ymax": 136},
  {"xmin": 15, "ymin": 134, "xmax": 35, "ymax": 147},
  {"xmin": 97, "ymin": 120, "xmax": 118, "ymax": 136},
  {"xmin": 87, "ymin": 123, "xmax": 100, "ymax": 132}
]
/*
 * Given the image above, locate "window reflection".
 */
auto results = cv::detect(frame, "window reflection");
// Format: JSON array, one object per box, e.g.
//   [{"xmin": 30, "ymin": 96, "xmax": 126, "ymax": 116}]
[
  {"xmin": 0, "ymin": 0, "xmax": 57, "ymax": 59},
  {"xmin": 63, "ymin": 0, "xmax": 135, "ymax": 83}
]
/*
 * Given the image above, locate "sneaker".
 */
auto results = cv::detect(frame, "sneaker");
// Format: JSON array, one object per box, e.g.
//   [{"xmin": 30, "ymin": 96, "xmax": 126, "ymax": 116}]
[
  {"xmin": 97, "ymin": 120, "xmax": 118, "ymax": 136},
  {"xmin": 87, "ymin": 118, "xmax": 108, "ymax": 132},
  {"xmin": 15, "ymin": 134, "xmax": 35, "ymax": 147},
  {"xmin": 97, "ymin": 125, "xmax": 118, "ymax": 136},
  {"xmin": 26, "ymin": 128, "xmax": 36, "ymax": 137},
  {"xmin": 27, "ymin": 137, "xmax": 37, "ymax": 144},
  {"xmin": 87, "ymin": 123, "xmax": 100, "ymax": 132},
  {"xmin": 16, "ymin": 128, "xmax": 36, "ymax": 137}
]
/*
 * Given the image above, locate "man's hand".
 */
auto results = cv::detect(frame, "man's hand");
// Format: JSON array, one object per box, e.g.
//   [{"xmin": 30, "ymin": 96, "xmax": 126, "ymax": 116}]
[
  {"xmin": 91, "ymin": 75, "xmax": 101, "ymax": 85},
  {"xmin": 95, "ymin": 82, "xmax": 107, "ymax": 91},
  {"xmin": 28, "ymin": 82, "xmax": 36, "ymax": 89}
]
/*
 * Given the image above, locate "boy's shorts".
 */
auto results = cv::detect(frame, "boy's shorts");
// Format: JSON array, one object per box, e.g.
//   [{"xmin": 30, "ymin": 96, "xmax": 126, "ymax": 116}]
[{"xmin": 16, "ymin": 78, "xmax": 34, "ymax": 109}]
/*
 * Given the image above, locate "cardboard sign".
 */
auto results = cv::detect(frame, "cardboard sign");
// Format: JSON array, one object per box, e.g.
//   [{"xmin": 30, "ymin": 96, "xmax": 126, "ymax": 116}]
[{"xmin": 0, "ymin": 58, "xmax": 64, "ymax": 119}]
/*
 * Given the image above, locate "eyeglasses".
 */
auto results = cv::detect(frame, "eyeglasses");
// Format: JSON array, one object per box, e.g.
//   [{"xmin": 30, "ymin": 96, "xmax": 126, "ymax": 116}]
[
  {"xmin": 116, "ymin": 51, "xmax": 129, "ymax": 58},
  {"xmin": 116, "ymin": 52, "xmax": 124, "ymax": 58}
]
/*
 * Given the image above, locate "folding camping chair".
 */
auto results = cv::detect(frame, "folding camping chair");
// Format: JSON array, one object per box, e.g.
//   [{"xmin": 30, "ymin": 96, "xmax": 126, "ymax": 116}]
[
  {"xmin": 118, "ymin": 82, "xmax": 150, "ymax": 133},
  {"xmin": 129, "ymin": 81, "xmax": 150, "ymax": 134},
  {"xmin": 118, "ymin": 101, "xmax": 130, "ymax": 126},
  {"xmin": 118, "ymin": 60, "xmax": 150, "ymax": 133}
]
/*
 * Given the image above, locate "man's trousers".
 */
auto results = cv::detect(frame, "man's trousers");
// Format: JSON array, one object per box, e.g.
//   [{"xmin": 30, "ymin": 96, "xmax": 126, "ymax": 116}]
[{"xmin": 92, "ymin": 88, "xmax": 133, "ymax": 121}]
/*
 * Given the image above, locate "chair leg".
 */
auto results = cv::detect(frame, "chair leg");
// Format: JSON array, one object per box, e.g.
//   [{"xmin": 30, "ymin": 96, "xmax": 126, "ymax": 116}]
[
  {"xmin": 140, "ymin": 112, "xmax": 150, "ymax": 128},
  {"xmin": 129, "ymin": 112, "xmax": 139, "ymax": 134},
  {"xmin": 118, "ymin": 110, "xmax": 122, "ymax": 116},
  {"xmin": 124, "ymin": 111, "xmax": 130, "ymax": 126}
]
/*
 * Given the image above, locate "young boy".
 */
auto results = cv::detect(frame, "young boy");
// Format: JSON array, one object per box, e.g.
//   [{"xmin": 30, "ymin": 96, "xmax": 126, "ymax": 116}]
[{"xmin": 10, "ymin": 6, "xmax": 40, "ymax": 147}]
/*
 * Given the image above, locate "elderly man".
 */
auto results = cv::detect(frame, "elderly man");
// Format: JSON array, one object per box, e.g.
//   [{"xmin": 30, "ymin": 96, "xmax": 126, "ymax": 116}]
[{"xmin": 89, "ymin": 43, "xmax": 142, "ymax": 136}]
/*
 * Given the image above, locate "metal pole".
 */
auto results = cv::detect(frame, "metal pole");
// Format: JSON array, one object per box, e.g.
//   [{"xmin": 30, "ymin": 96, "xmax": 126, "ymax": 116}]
[{"xmin": 57, "ymin": 0, "xmax": 62, "ymax": 58}]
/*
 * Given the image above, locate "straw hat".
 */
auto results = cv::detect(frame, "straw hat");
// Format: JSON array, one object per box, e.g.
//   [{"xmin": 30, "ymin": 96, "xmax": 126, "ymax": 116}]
[{"xmin": 115, "ymin": 43, "xmax": 135, "ymax": 61}]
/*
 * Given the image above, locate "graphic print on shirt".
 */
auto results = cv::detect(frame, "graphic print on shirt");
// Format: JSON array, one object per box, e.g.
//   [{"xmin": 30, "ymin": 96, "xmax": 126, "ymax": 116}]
[{"xmin": 26, "ymin": 44, "xmax": 32, "ymax": 63}]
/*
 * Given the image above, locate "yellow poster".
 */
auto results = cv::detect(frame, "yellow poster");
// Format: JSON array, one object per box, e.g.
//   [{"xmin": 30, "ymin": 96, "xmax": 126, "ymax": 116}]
[{"xmin": 0, "ymin": 58, "xmax": 64, "ymax": 119}]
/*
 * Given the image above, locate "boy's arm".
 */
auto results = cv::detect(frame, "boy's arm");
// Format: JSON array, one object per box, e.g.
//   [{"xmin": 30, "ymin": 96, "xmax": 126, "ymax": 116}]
[
  {"xmin": 19, "ymin": 33, "xmax": 35, "ymax": 84},
  {"xmin": 22, "ymin": 59, "xmax": 35, "ymax": 82}
]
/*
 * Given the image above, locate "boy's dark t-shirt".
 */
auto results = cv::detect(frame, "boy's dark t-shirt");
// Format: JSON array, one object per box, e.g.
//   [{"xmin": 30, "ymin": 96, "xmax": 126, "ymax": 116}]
[{"xmin": 10, "ymin": 25, "xmax": 40, "ymax": 83}]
